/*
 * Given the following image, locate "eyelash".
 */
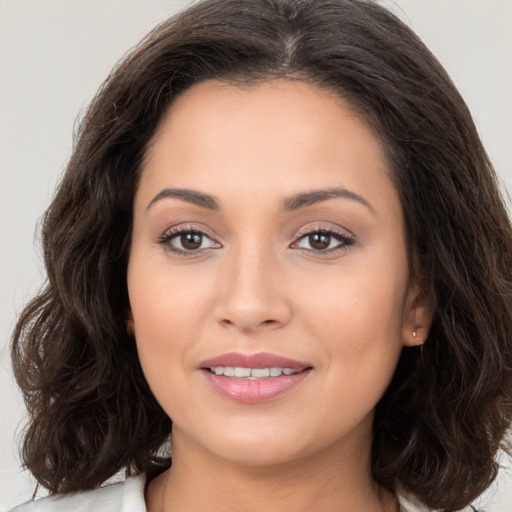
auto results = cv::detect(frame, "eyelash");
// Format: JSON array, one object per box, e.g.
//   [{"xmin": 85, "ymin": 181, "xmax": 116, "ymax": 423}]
[
  {"xmin": 157, "ymin": 225, "xmax": 355, "ymax": 257},
  {"xmin": 157, "ymin": 225, "xmax": 220, "ymax": 257},
  {"xmin": 291, "ymin": 226, "xmax": 355, "ymax": 254}
]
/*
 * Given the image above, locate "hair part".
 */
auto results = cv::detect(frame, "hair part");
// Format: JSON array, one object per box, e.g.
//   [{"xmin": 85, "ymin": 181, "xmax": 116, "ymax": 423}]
[{"xmin": 12, "ymin": 0, "xmax": 512, "ymax": 509}]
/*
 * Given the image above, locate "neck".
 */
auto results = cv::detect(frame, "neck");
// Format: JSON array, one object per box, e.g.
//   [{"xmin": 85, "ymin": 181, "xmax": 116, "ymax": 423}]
[{"xmin": 147, "ymin": 425, "xmax": 397, "ymax": 512}]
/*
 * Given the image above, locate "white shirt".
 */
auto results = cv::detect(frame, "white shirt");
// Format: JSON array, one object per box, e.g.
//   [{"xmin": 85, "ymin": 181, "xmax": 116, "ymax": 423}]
[{"xmin": 9, "ymin": 475, "xmax": 477, "ymax": 512}]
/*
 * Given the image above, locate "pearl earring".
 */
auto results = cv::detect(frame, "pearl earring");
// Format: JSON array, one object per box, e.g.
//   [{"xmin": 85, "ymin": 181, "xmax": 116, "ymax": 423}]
[{"xmin": 412, "ymin": 330, "xmax": 418, "ymax": 338}]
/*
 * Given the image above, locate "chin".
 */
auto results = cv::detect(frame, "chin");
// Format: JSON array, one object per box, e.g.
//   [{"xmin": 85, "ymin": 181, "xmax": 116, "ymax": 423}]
[
  {"xmin": 183, "ymin": 422, "xmax": 304, "ymax": 466},
  {"xmin": 193, "ymin": 421, "xmax": 335, "ymax": 468},
  {"xmin": 213, "ymin": 443, "xmax": 307, "ymax": 468}
]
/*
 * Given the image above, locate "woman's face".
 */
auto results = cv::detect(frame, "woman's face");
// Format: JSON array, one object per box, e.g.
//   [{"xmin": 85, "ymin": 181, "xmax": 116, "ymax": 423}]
[{"xmin": 128, "ymin": 79, "xmax": 426, "ymax": 467}]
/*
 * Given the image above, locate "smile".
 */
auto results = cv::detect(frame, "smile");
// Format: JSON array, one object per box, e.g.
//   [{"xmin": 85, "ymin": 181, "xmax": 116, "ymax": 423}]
[
  {"xmin": 208, "ymin": 367, "xmax": 300, "ymax": 378},
  {"xmin": 199, "ymin": 352, "xmax": 312, "ymax": 403}
]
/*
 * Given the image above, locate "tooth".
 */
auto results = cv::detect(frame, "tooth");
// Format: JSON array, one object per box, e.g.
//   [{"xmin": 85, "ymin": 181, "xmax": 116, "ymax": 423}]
[
  {"xmin": 251, "ymin": 368, "xmax": 270, "ymax": 378},
  {"xmin": 235, "ymin": 367, "xmax": 251, "ymax": 378},
  {"xmin": 211, "ymin": 366, "xmax": 298, "ymax": 378},
  {"xmin": 223, "ymin": 367, "xmax": 235, "ymax": 377}
]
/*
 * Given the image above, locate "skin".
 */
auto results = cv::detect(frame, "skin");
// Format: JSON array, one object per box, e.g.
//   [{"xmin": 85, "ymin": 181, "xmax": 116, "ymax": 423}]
[{"xmin": 127, "ymin": 79, "xmax": 431, "ymax": 512}]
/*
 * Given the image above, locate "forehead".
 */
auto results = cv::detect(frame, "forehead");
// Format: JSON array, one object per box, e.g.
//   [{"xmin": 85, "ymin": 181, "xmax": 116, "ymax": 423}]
[
  {"xmin": 150, "ymin": 79, "xmax": 379, "ymax": 161},
  {"xmin": 138, "ymin": 79, "xmax": 399, "ymax": 219}
]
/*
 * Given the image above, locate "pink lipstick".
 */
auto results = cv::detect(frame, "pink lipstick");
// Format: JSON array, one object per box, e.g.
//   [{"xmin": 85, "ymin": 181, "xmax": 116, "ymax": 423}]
[{"xmin": 199, "ymin": 352, "xmax": 312, "ymax": 403}]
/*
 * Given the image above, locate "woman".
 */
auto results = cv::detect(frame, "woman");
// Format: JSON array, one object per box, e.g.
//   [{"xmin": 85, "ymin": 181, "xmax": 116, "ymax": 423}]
[{"xmin": 10, "ymin": 0, "xmax": 512, "ymax": 511}]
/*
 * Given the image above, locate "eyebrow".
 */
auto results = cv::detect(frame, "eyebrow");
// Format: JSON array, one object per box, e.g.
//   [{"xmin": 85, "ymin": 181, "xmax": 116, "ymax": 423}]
[
  {"xmin": 147, "ymin": 188, "xmax": 221, "ymax": 211},
  {"xmin": 146, "ymin": 186, "xmax": 374, "ymax": 214},
  {"xmin": 282, "ymin": 187, "xmax": 375, "ymax": 213}
]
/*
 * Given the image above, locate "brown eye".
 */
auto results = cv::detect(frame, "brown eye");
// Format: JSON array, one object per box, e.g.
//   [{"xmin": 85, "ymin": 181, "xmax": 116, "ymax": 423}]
[
  {"xmin": 308, "ymin": 233, "xmax": 331, "ymax": 250},
  {"xmin": 159, "ymin": 229, "xmax": 220, "ymax": 254},
  {"xmin": 180, "ymin": 232, "xmax": 203, "ymax": 250},
  {"xmin": 293, "ymin": 229, "xmax": 354, "ymax": 253}
]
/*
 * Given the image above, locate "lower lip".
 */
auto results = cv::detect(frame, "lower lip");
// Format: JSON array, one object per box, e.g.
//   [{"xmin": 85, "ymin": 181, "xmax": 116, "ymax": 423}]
[{"xmin": 201, "ymin": 370, "xmax": 311, "ymax": 403}]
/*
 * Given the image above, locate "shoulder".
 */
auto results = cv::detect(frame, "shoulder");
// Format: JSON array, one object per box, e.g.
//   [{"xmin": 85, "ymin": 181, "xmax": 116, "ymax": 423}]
[
  {"xmin": 398, "ymin": 489, "xmax": 481, "ymax": 512},
  {"xmin": 8, "ymin": 475, "xmax": 146, "ymax": 512}
]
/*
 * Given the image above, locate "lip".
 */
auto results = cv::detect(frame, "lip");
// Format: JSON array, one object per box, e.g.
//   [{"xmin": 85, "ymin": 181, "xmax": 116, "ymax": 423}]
[
  {"xmin": 199, "ymin": 352, "xmax": 313, "ymax": 403},
  {"xmin": 199, "ymin": 352, "xmax": 311, "ymax": 371}
]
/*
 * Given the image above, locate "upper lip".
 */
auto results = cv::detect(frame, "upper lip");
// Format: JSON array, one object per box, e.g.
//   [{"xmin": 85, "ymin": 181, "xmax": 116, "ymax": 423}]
[{"xmin": 199, "ymin": 352, "xmax": 311, "ymax": 371}]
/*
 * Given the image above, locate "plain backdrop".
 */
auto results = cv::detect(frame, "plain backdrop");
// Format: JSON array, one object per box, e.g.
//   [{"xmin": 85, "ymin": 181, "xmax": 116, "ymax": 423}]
[{"xmin": 1, "ymin": 1, "xmax": 511, "ymax": 510}]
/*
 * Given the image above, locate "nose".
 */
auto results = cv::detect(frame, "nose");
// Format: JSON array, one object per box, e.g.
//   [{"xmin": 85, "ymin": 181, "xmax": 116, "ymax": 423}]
[{"xmin": 214, "ymin": 246, "xmax": 292, "ymax": 334}]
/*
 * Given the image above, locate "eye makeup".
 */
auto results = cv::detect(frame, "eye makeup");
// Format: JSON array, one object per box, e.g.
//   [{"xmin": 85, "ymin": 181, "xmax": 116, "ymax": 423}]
[{"xmin": 156, "ymin": 221, "xmax": 355, "ymax": 259}]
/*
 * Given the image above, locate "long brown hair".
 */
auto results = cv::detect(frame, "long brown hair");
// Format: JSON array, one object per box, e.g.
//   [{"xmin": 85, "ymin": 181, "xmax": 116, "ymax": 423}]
[{"xmin": 12, "ymin": 0, "xmax": 512, "ymax": 509}]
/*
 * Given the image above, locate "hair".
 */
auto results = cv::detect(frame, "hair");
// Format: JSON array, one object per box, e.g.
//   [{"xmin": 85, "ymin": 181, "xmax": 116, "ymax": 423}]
[{"xmin": 11, "ymin": 0, "xmax": 512, "ymax": 509}]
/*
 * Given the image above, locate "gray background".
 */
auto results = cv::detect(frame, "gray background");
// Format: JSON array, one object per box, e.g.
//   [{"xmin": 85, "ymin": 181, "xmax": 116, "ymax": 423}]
[{"xmin": 1, "ymin": 1, "xmax": 511, "ymax": 510}]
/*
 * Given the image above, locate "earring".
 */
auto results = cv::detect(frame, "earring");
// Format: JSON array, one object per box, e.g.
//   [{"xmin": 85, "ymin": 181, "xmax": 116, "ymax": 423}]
[{"xmin": 412, "ymin": 329, "xmax": 418, "ymax": 338}]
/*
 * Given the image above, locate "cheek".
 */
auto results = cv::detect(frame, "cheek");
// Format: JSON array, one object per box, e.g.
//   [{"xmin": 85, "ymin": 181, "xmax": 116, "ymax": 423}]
[
  {"xmin": 128, "ymin": 249, "xmax": 213, "ymax": 331},
  {"xmin": 299, "ymin": 262, "xmax": 408, "ymax": 339},
  {"xmin": 127, "ymin": 253, "xmax": 191, "ymax": 377},
  {"xmin": 294, "ymin": 256, "xmax": 408, "ymax": 384},
  {"xmin": 127, "ymin": 249, "xmax": 225, "ymax": 403}
]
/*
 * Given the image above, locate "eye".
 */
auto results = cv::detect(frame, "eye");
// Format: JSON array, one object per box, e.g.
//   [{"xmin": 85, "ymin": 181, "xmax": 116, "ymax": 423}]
[
  {"xmin": 292, "ymin": 228, "xmax": 354, "ymax": 253},
  {"xmin": 158, "ymin": 228, "xmax": 221, "ymax": 255}
]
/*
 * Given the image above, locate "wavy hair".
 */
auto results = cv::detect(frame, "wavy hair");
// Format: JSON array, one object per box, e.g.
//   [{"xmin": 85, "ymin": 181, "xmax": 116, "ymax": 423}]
[{"xmin": 11, "ymin": 0, "xmax": 512, "ymax": 509}]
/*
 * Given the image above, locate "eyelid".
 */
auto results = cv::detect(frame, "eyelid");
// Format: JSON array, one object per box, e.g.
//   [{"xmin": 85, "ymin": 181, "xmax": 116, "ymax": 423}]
[
  {"xmin": 293, "ymin": 223, "xmax": 354, "ymax": 240},
  {"xmin": 290, "ymin": 223, "xmax": 355, "ymax": 253},
  {"xmin": 156, "ymin": 222, "xmax": 354, "ymax": 256},
  {"xmin": 157, "ymin": 223, "xmax": 222, "ymax": 255}
]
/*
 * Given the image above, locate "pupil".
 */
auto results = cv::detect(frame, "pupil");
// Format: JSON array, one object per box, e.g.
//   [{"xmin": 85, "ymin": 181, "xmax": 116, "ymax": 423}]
[
  {"xmin": 181, "ymin": 232, "xmax": 202, "ymax": 250},
  {"xmin": 309, "ymin": 233, "xmax": 330, "ymax": 250}
]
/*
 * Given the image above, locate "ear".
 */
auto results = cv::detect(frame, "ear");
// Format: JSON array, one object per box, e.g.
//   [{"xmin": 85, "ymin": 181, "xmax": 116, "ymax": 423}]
[
  {"xmin": 402, "ymin": 270, "xmax": 433, "ymax": 347},
  {"xmin": 126, "ymin": 309, "xmax": 135, "ymax": 336}
]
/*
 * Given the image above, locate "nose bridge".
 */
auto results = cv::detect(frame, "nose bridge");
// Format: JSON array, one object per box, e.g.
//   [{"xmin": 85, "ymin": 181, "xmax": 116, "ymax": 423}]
[{"xmin": 215, "ymin": 237, "xmax": 291, "ymax": 332}]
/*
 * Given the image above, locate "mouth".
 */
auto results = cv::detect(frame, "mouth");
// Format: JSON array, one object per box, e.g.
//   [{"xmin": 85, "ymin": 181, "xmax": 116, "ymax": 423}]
[
  {"xmin": 199, "ymin": 352, "xmax": 313, "ymax": 403},
  {"xmin": 206, "ymin": 366, "xmax": 302, "ymax": 379}
]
